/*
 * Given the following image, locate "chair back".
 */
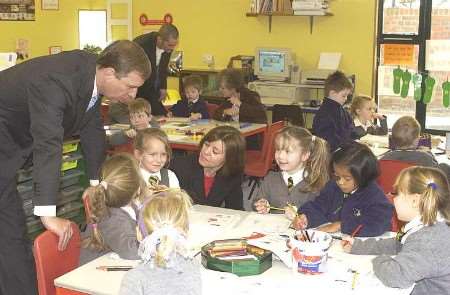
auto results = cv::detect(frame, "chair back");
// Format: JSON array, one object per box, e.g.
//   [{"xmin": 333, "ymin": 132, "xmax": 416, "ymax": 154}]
[
  {"xmin": 206, "ymin": 102, "xmax": 220, "ymax": 118},
  {"xmin": 262, "ymin": 121, "xmax": 285, "ymax": 170},
  {"xmin": 34, "ymin": 223, "xmax": 81, "ymax": 295},
  {"xmin": 272, "ymin": 104, "xmax": 305, "ymax": 127},
  {"xmin": 378, "ymin": 159, "xmax": 415, "ymax": 232}
]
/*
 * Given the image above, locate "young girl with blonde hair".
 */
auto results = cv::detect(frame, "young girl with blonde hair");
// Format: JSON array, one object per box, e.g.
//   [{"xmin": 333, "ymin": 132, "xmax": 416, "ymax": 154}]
[
  {"xmin": 343, "ymin": 166, "xmax": 450, "ymax": 294},
  {"xmin": 254, "ymin": 126, "xmax": 329, "ymax": 214},
  {"xmin": 80, "ymin": 153, "xmax": 145, "ymax": 264},
  {"xmin": 120, "ymin": 189, "xmax": 201, "ymax": 295}
]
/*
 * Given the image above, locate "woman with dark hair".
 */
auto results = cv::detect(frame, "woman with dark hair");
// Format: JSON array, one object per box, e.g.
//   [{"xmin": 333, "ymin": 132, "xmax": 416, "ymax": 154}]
[
  {"xmin": 170, "ymin": 126, "xmax": 245, "ymax": 210},
  {"xmin": 213, "ymin": 68, "xmax": 267, "ymax": 124}
]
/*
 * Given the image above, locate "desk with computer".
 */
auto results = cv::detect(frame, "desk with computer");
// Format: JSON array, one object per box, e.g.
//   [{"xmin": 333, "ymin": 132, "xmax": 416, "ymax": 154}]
[{"xmin": 248, "ymin": 47, "xmax": 354, "ymax": 114}]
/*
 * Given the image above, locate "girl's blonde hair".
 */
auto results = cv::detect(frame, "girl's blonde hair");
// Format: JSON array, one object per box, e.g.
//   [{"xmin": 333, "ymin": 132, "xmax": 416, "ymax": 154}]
[
  {"xmin": 141, "ymin": 189, "xmax": 192, "ymax": 267},
  {"xmin": 350, "ymin": 95, "xmax": 374, "ymax": 117},
  {"xmin": 394, "ymin": 166, "xmax": 450, "ymax": 226},
  {"xmin": 83, "ymin": 153, "xmax": 144, "ymax": 251},
  {"xmin": 134, "ymin": 128, "xmax": 172, "ymax": 167},
  {"xmin": 274, "ymin": 126, "xmax": 330, "ymax": 192}
]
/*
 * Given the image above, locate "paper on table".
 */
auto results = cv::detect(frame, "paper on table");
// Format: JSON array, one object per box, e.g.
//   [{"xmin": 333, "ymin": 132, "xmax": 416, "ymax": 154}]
[
  {"xmin": 237, "ymin": 213, "xmax": 292, "ymax": 235},
  {"xmin": 247, "ymin": 233, "xmax": 293, "ymax": 267}
]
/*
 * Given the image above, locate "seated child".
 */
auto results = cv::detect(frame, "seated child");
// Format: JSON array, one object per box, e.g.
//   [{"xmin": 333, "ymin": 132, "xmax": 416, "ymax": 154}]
[
  {"xmin": 312, "ymin": 71, "xmax": 356, "ymax": 152},
  {"xmin": 254, "ymin": 126, "xmax": 329, "ymax": 213},
  {"xmin": 120, "ymin": 189, "xmax": 201, "ymax": 295},
  {"xmin": 169, "ymin": 75, "xmax": 209, "ymax": 120},
  {"xmin": 134, "ymin": 128, "xmax": 179, "ymax": 191},
  {"xmin": 292, "ymin": 142, "xmax": 393, "ymax": 237},
  {"xmin": 350, "ymin": 95, "xmax": 387, "ymax": 138},
  {"xmin": 343, "ymin": 166, "xmax": 450, "ymax": 294},
  {"xmin": 80, "ymin": 153, "xmax": 145, "ymax": 264},
  {"xmin": 126, "ymin": 98, "xmax": 160, "ymax": 138}
]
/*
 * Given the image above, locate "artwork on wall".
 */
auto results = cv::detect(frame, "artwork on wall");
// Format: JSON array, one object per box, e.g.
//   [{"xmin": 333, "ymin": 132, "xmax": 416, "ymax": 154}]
[
  {"xmin": 41, "ymin": 0, "xmax": 57, "ymax": 10},
  {"xmin": 0, "ymin": 0, "xmax": 35, "ymax": 21}
]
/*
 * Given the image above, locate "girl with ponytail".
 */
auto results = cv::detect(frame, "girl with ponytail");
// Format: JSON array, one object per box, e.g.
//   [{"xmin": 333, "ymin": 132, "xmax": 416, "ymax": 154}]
[
  {"xmin": 254, "ymin": 126, "xmax": 330, "ymax": 215},
  {"xmin": 344, "ymin": 166, "xmax": 450, "ymax": 295},
  {"xmin": 80, "ymin": 153, "xmax": 145, "ymax": 265},
  {"xmin": 120, "ymin": 189, "xmax": 201, "ymax": 295}
]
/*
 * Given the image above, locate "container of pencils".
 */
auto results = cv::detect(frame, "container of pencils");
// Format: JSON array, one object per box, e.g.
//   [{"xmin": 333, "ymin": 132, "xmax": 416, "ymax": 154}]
[
  {"xmin": 201, "ymin": 239, "xmax": 272, "ymax": 276},
  {"xmin": 289, "ymin": 230, "xmax": 332, "ymax": 274}
]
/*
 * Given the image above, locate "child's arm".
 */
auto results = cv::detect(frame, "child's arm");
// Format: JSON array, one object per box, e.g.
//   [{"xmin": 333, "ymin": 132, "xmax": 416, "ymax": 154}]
[
  {"xmin": 101, "ymin": 209, "xmax": 140, "ymax": 260},
  {"xmin": 349, "ymin": 237, "xmax": 400, "ymax": 256},
  {"xmin": 372, "ymin": 235, "xmax": 435, "ymax": 289},
  {"xmin": 197, "ymin": 101, "xmax": 210, "ymax": 119},
  {"xmin": 189, "ymin": 112, "xmax": 202, "ymax": 120},
  {"xmin": 299, "ymin": 182, "xmax": 339, "ymax": 228}
]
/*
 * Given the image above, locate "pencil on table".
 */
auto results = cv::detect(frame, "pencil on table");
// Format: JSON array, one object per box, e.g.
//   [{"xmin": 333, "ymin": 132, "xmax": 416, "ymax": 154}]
[
  {"xmin": 351, "ymin": 271, "xmax": 359, "ymax": 290},
  {"xmin": 96, "ymin": 266, "xmax": 133, "ymax": 271}
]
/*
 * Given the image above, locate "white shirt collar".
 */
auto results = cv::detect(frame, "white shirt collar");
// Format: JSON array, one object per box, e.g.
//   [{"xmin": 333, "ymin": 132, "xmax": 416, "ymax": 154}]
[
  {"xmin": 354, "ymin": 117, "xmax": 372, "ymax": 131},
  {"xmin": 155, "ymin": 46, "xmax": 164, "ymax": 66},
  {"xmin": 121, "ymin": 205, "xmax": 136, "ymax": 221},
  {"xmin": 281, "ymin": 168, "xmax": 305, "ymax": 187},
  {"xmin": 401, "ymin": 214, "xmax": 445, "ymax": 244},
  {"xmin": 190, "ymin": 98, "xmax": 199, "ymax": 104},
  {"xmin": 92, "ymin": 76, "xmax": 98, "ymax": 98},
  {"xmin": 140, "ymin": 167, "xmax": 162, "ymax": 185}
]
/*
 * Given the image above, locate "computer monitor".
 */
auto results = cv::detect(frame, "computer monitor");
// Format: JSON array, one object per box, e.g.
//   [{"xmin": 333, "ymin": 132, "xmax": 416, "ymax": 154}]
[{"xmin": 254, "ymin": 47, "xmax": 293, "ymax": 82}]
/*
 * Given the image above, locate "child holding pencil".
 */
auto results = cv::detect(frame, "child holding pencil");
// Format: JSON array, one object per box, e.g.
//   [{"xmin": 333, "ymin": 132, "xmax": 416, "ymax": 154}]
[
  {"xmin": 254, "ymin": 126, "xmax": 329, "ymax": 213},
  {"xmin": 291, "ymin": 142, "xmax": 393, "ymax": 237},
  {"xmin": 343, "ymin": 167, "xmax": 450, "ymax": 294},
  {"xmin": 120, "ymin": 189, "xmax": 201, "ymax": 295}
]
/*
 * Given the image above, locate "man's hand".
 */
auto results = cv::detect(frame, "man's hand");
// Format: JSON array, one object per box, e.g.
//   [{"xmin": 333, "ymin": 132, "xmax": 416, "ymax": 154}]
[
  {"xmin": 159, "ymin": 89, "xmax": 167, "ymax": 102},
  {"xmin": 40, "ymin": 216, "xmax": 73, "ymax": 251}
]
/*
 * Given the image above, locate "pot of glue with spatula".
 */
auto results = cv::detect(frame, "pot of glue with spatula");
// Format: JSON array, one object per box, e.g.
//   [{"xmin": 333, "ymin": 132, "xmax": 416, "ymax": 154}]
[{"xmin": 287, "ymin": 229, "xmax": 332, "ymax": 274}]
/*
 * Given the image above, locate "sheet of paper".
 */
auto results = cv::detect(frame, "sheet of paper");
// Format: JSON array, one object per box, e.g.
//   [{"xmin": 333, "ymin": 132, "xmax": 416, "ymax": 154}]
[
  {"xmin": 247, "ymin": 234, "xmax": 293, "ymax": 267},
  {"xmin": 318, "ymin": 52, "xmax": 341, "ymax": 70},
  {"xmin": 237, "ymin": 213, "xmax": 292, "ymax": 235}
]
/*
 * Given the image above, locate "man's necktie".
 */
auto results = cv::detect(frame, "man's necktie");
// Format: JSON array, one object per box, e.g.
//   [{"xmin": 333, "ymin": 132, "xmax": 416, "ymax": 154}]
[
  {"xmin": 86, "ymin": 94, "xmax": 99, "ymax": 112},
  {"xmin": 287, "ymin": 177, "xmax": 294, "ymax": 192}
]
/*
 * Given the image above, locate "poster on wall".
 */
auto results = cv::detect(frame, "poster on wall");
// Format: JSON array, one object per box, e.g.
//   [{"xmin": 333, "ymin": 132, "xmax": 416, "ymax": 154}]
[{"xmin": 0, "ymin": 0, "xmax": 35, "ymax": 21}]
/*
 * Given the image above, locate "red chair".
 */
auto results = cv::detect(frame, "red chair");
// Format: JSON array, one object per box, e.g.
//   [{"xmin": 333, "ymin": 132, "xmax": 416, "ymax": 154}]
[
  {"xmin": 377, "ymin": 159, "xmax": 415, "ymax": 232},
  {"xmin": 34, "ymin": 223, "xmax": 81, "ymax": 295},
  {"xmin": 245, "ymin": 121, "xmax": 285, "ymax": 199},
  {"xmin": 206, "ymin": 102, "xmax": 220, "ymax": 118}
]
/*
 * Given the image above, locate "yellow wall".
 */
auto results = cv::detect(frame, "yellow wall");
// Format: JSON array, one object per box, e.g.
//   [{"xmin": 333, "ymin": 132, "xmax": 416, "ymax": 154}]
[
  {"xmin": 133, "ymin": 0, "xmax": 377, "ymax": 95},
  {"xmin": 0, "ymin": 0, "xmax": 376, "ymax": 95},
  {"xmin": 0, "ymin": 0, "xmax": 105, "ymax": 58}
]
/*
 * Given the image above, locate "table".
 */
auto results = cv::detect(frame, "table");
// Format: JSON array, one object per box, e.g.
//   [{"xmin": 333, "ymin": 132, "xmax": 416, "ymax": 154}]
[
  {"xmin": 105, "ymin": 118, "xmax": 267, "ymax": 152},
  {"xmin": 55, "ymin": 205, "xmax": 412, "ymax": 295}
]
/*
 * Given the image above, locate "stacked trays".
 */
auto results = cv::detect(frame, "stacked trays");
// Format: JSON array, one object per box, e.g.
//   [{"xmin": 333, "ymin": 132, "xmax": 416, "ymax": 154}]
[{"xmin": 17, "ymin": 139, "xmax": 88, "ymax": 239}]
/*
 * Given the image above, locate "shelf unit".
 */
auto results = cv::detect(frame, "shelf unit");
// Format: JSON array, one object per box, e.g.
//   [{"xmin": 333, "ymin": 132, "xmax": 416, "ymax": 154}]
[
  {"xmin": 246, "ymin": 12, "xmax": 333, "ymax": 34},
  {"xmin": 17, "ymin": 138, "xmax": 88, "ymax": 240}
]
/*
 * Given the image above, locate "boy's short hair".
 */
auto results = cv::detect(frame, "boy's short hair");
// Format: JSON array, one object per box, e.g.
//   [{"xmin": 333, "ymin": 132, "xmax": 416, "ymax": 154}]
[
  {"xmin": 324, "ymin": 71, "xmax": 353, "ymax": 96},
  {"xmin": 332, "ymin": 142, "xmax": 379, "ymax": 188},
  {"xmin": 350, "ymin": 95, "xmax": 374, "ymax": 117},
  {"xmin": 391, "ymin": 116, "xmax": 420, "ymax": 148},
  {"xmin": 128, "ymin": 98, "xmax": 151, "ymax": 116},
  {"xmin": 183, "ymin": 75, "xmax": 203, "ymax": 92}
]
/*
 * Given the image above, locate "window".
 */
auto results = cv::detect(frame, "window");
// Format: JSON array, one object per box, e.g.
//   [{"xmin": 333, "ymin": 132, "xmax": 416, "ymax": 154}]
[
  {"xmin": 376, "ymin": 0, "xmax": 450, "ymax": 134},
  {"xmin": 78, "ymin": 10, "xmax": 107, "ymax": 50}
]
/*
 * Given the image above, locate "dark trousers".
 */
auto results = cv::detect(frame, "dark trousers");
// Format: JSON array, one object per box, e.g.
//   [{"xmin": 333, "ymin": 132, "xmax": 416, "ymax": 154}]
[
  {"xmin": 147, "ymin": 96, "xmax": 167, "ymax": 116},
  {"xmin": 0, "ymin": 180, "xmax": 37, "ymax": 295}
]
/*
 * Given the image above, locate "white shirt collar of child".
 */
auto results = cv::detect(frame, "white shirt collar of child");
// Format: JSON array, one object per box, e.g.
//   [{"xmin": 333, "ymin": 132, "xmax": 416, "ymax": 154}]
[
  {"xmin": 402, "ymin": 213, "xmax": 446, "ymax": 243},
  {"xmin": 121, "ymin": 205, "xmax": 137, "ymax": 221},
  {"xmin": 282, "ymin": 168, "xmax": 305, "ymax": 187},
  {"xmin": 140, "ymin": 167, "xmax": 162, "ymax": 186},
  {"xmin": 354, "ymin": 117, "xmax": 372, "ymax": 131}
]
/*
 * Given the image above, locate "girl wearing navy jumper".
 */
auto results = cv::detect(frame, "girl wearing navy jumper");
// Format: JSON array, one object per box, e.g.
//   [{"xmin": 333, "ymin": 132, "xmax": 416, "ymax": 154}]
[
  {"xmin": 171, "ymin": 126, "xmax": 246, "ymax": 210},
  {"xmin": 292, "ymin": 142, "xmax": 393, "ymax": 237},
  {"xmin": 254, "ymin": 126, "xmax": 329, "ymax": 214}
]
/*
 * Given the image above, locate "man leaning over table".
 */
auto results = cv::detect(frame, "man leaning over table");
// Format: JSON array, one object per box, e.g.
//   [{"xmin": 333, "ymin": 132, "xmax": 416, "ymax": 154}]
[{"xmin": 0, "ymin": 40, "xmax": 150, "ymax": 295}]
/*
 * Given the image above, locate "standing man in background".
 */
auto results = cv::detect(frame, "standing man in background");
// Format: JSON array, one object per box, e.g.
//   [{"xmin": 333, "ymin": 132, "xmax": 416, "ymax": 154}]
[
  {"xmin": 134, "ymin": 24, "xmax": 179, "ymax": 116},
  {"xmin": 0, "ymin": 40, "xmax": 150, "ymax": 295}
]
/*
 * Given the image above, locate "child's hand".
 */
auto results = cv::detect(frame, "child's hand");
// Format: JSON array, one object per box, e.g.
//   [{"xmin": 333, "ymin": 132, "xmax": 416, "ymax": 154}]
[
  {"xmin": 341, "ymin": 237, "xmax": 354, "ymax": 253},
  {"xmin": 291, "ymin": 214, "xmax": 308, "ymax": 230},
  {"xmin": 223, "ymin": 108, "xmax": 238, "ymax": 117},
  {"xmin": 284, "ymin": 205, "xmax": 297, "ymax": 220},
  {"xmin": 317, "ymin": 221, "xmax": 341, "ymax": 233},
  {"xmin": 190, "ymin": 112, "xmax": 202, "ymax": 120},
  {"xmin": 254, "ymin": 199, "xmax": 270, "ymax": 214},
  {"xmin": 228, "ymin": 96, "xmax": 241, "ymax": 107},
  {"xmin": 372, "ymin": 113, "xmax": 385, "ymax": 120},
  {"xmin": 166, "ymin": 111, "xmax": 173, "ymax": 118},
  {"xmin": 125, "ymin": 128, "xmax": 137, "ymax": 138}
]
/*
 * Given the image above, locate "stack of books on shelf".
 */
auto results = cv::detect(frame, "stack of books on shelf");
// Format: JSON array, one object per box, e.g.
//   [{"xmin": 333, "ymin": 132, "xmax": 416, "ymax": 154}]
[
  {"xmin": 249, "ymin": 0, "xmax": 293, "ymax": 14},
  {"xmin": 291, "ymin": 0, "xmax": 330, "ymax": 15}
]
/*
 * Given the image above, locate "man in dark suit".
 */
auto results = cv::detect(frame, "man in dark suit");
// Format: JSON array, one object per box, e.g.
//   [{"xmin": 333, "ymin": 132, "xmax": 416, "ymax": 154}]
[
  {"xmin": 134, "ymin": 24, "xmax": 179, "ymax": 116},
  {"xmin": 0, "ymin": 40, "xmax": 150, "ymax": 295}
]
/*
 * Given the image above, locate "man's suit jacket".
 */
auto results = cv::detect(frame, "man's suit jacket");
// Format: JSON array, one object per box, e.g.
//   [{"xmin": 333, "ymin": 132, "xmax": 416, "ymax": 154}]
[
  {"xmin": 134, "ymin": 32, "xmax": 171, "ymax": 115},
  {"xmin": 170, "ymin": 154, "xmax": 244, "ymax": 210},
  {"xmin": 0, "ymin": 50, "xmax": 105, "ymax": 206}
]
